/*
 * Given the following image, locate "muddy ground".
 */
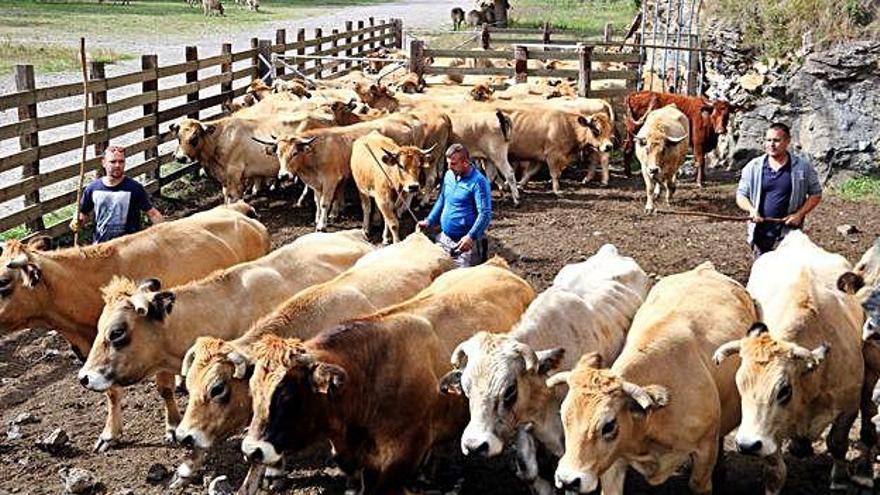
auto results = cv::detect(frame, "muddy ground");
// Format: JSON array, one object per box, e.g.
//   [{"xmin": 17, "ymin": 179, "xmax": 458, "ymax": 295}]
[{"xmin": 1, "ymin": 165, "xmax": 878, "ymax": 494}]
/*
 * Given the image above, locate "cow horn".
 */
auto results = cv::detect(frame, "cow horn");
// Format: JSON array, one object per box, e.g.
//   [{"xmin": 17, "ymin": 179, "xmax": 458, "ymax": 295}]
[
  {"xmin": 790, "ymin": 342, "xmax": 830, "ymax": 369},
  {"xmin": 666, "ymin": 134, "xmax": 687, "ymax": 144},
  {"xmin": 298, "ymin": 136, "xmax": 317, "ymax": 146},
  {"xmin": 227, "ymin": 351, "xmax": 251, "ymax": 380},
  {"xmin": 251, "ymin": 136, "xmax": 277, "ymax": 146},
  {"xmin": 621, "ymin": 381, "xmax": 655, "ymax": 410},
  {"xmin": 512, "ymin": 341, "xmax": 538, "ymax": 373},
  {"xmin": 450, "ymin": 336, "xmax": 480, "ymax": 369},
  {"xmin": 6, "ymin": 254, "xmax": 28, "ymax": 269},
  {"xmin": 545, "ymin": 371, "xmax": 570, "ymax": 389},
  {"xmin": 420, "ymin": 144, "xmax": 437, "ymax": 156},
  {"xmin": 137, "ymin": 278, "xmax": 161, "ymax": 293},
  {"xmin": 712, "ymin": 340, "xmax": 741, "ymax": 365},
  {"xmin": 130, "ymin": 294, "xmax": 150, "ymax": 317},
  {"xmin": 181, "ymin": 346, "xmax": 197, "ymax": 378}
]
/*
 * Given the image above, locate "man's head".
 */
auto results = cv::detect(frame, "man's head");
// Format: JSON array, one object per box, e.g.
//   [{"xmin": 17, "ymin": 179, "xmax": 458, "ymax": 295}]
[
  {"xmin": 446, "ymin": 143, "xmax": 471, "ymax": 176},
  {"xmin": 102, "ymin": 146, "xmax": 126, "ymax": 180},
  {"xmin": 764, "ymin": 123, "xmax": 791, "ymax": 160}
]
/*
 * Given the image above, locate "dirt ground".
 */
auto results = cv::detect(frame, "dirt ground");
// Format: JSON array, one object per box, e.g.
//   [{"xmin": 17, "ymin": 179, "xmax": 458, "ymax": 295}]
[{"xmin": 1, "ymin": 165, "xmax": 878, "ymax": 495}]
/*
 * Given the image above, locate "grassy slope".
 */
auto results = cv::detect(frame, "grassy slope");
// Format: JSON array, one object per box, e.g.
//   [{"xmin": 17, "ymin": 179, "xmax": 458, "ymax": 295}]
[{"xmin": 508, "ymin": 0, "xmax": 638, "ymax": 34}]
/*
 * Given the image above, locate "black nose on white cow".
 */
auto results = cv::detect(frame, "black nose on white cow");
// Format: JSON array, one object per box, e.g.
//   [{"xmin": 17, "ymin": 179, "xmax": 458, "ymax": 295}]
[
  {"xmin": 180, "ymin": 434, "xmax": 194, "ymax": 449},
  {"xmin": 464, "ymin": 441, "xmax": 490, "ymax": 457},
  {"xmin": 737, "ymin": 439, "xmax": 763, "ymax": 455},
  {"xmin": 560, "ymin": 478, "xmax": 583, "ymax": 492},
  {"xmin": 246, "ymin": 447, "xmax": 264, "ymax": 464}
]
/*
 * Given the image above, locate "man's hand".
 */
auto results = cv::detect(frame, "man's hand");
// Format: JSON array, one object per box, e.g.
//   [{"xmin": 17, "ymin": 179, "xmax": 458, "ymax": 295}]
[
  {"xmin": 748, "ymin": 208, "xmax": 764, "ymax": 224},
  {"xmin": 455, "ymin": 235, "xmax": 474, "ymax": 253},
  {"xmin": 784, "ymin": 211, "xmax": 805, "ymax": 227},
  {"xmin": 417, "ymin": 220, "xmax": 429, "ymax": 231},
  {"xmin": 69, "ymin": 219, "xmax": 80, "ymax": 233}
]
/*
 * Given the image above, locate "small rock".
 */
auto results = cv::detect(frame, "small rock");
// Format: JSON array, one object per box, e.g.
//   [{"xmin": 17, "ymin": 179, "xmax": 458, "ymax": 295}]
[
  {"xmin": 12, "ymin": 412, "xmax": 40, "ymax": 425},
  {"xmin": 6, "ymin": 424, "xmax": 22, "ymax": 441},
  {"xmin": 738, "ymin": 72, "xmax": 766, "ymax": 92},
  {"xmin": 836, "ymin": 224, "xmax": 860, "ymax": 236},
  {"xmin": 208, "ymin": 475, "xmax": 235, "ymax": 495},
  {"xmin": 113, "ymin": 489, "xmax": 135, "ymax": 495},
  {"xmin": 37, "ymin": 428, "xmax": 68, "ymax": 453},
  {"xmin": 146, "ymin": 463, "xmax": 170, "ymax": 484},
  {"xmin": 61, "ymin": 468, "xmax": 97, "ymax": 495}
]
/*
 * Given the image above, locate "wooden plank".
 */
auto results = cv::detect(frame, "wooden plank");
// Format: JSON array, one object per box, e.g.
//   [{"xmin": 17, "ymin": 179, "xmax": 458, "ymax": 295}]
[
  {"xmin": 105, "ymin": 69, "xmax": 153, "ymax": 90},
  {"xmin": 589, "ymin": 87, "xmax": 631, "ymax": 98},
  {"xmin": 14, "ymin": 64, "xmax": 41, "ymax": 231},
  {"xmin": 157, "ymin": 81, "xmax": 200, "ymax": 101},
  {"xmin": 530, "ymin": 68, "xmax": 580, "ymax": 78},
  {"xmin": 31, "ymin": 105, "xmax": 107, "ymax": 134},
  {"xmin": 423, "ymin": 66, "xmax": 513, "ymax": 76},
  {"xmin": 107, "ymin": 91, "xmax": 157, "ymax": 114},
  {"xmin": 156, "ymin": 60, "xmax": 199, "ymax": 79},
  {"xmin": 33, "ymin": 81, "xmax": 89, "ymax": 103},
  {"xmin": 89, "ymin": 61, "xmax": 109, "ymax": 158},
  {"xmin": 591, "ymin": 70, "xmax": 638, "ymax": 81},
  {"xmin": 185, "ymin": 46, "xmax": 199, "ymax": 121},
  {"xmin": 197, "ymin": 53, "xmax": 230, "ymax": 70},
  {"xmin": 231, "ymin": 48, "xmax": 257, "ymax": 63},
  {"xmin": 160, "ymin": 162, "xmax": 199, "ymax": 185},
  {"xmin": 0, "ymin": 190, "xmax": 77, "ymax": 233},
  {"xmin": 0, "ymin": 119, "xmax": 37, "ymax": 141},
  {"xmin": 142, "ymin": 54, "xmax": 160, "ymax": 181},
  {"xmin": 0, "ymin": 91, "xmax": 36, "ymax": 112},
  {"xmin": 0, "ymin": 149, "xmax": 38, "ymax": 174},
  {"xmin": 231, "ymin": 67, "xmax": 253, "ymax": 81},
  {"xmin": 424, "ymin": 49, "xmax": 510, "ymax": 59}
]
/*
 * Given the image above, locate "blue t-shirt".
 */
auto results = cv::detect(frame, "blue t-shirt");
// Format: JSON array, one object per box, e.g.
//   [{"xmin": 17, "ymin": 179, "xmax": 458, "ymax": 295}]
[
  {"xmin": 756, "ymin": 157, "xmax": 793, "ymax": 240},
  {"xmin": 426, "ymin": 165, "xmax": 492, "ymax": 241},
  {"xmin": 80, "ymin": 177, "xmax": 153, "ymax": 243}
]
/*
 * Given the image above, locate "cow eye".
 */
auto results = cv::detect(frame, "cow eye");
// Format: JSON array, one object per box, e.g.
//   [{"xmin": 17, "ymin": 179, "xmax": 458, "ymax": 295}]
[
  {"xmin": 601, "ymin": 418, "xmax": 618, "ymax": 440},
  {"xmin": 190, "ymin": 135, "xmax": 199, "ymax": 147},
  {"xmin": 209, "ymin": 381, "xmax": 229, "ymax": 401},
  {"xmin": 776, "ymin": 383, "xmax": 792, "ymax": 405},
  {"xmin": 502, "ymin": 383, "xmax": 517, "ymax": 408},
  {"xmin": 108, "ymin": 324, "xmax": 127, "ymax": 343}
]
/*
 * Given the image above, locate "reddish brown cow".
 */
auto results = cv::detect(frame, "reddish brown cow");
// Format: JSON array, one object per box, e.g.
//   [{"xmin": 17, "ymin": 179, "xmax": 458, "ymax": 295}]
[{"xmin": 624, "ymin": 91, "xmax": 733, "ymax": 187}]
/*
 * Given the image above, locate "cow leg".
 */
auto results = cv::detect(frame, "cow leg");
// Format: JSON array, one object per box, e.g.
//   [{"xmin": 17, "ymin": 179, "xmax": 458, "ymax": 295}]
[
  {"xmin": 665, "ymin": 178, "xmax": 676, "ymax": 206},
  {"xmin": 599, "ymin": 152, "xmax": 610, "ymax": 186},
  {"xmin": 694, "ymin": 143, "xmax": 706, "ymax": 188},
  {"xmin": 95, "ymin": 385, "xmax": 125, "ymax": 452},
  {"xmin": 296, "ymin": 185, "xmax": 311, "ymax": 208},
  {"xmin": 855, "ymin": 356, "xmax": 880, "ymax": 488},
  {"xmin": 598, "ymin": 459, "xmax": 627, "ymax": 495},
  {"xmin": 641, "ymin": 172, "xmax": 655, "ymax": 213},
  {"xmin": 688, "ymin": 433, "xmax": 719, "ymax": 495},
  {"xmin": 359, "ymin": 192, "xmax": 372, "ymax": 236},
  {"xmin": 376, "ymin": 199, "xmax": 399, "ymax": 244},
  {"xmin": 492, "ymin": 156, "xmax": 520, "ymax": 206},
  {"xmin": 828, "ymin": 411, "xmax": 858, "ymax": 491},
  {"xmin": 156, "ymin": 372, "xmax": 181, "ymax": 443},
  {"xmin": 762, "ymin": 451, "xmax": 787, "ymax": 495},
  {"xmin": 329, "ymin": 181, "xmax": 346, "ymax": 221},
  {"xmin": 518, "ymin": 161, "xmax": 542, "ymax": 188}
]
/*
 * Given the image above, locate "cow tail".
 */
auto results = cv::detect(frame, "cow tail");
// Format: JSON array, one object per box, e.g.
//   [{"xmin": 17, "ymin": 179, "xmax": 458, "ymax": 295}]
[{"xmin": 495, "ymin": 110, "xmax": 511, "ymax": 142}]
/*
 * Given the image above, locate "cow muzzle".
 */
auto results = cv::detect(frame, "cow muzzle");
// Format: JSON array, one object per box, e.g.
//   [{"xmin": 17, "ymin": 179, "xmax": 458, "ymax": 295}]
[
  {"xmin": 461, "ymin": 427, "xmax": 503, "ymax": 458},
  {"xmin": 77, "ymin": 368, "xmax": 114, "ymax": 392},
  {"xmin": 554, "ymin": 467, "xmax": 598, "ymax": 493},
  {"xmin": 735, "ymin": 432, "xmax": 776, "ymax": 457},
  {"xmin": 174, "ymin": 152, "xmax": 193, "ymax": 164},
  {"xmin": 241, "ymin": 436, "xmax": 282, "ymax": 466},
  {"xmin": 175, "ymin": 425, "xmax": 211, "ymax": 449}
]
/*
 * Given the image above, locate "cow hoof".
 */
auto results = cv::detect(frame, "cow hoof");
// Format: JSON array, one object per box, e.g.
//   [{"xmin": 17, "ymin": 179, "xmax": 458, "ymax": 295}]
[
  {"xmin": 164, "ymin": 429, "xmax": 177, "ymax": 444},
  {"xmin": 168, "ymin": 473, "xmax": 193, "ymax": 490},
  {"xmin": 93, "ymin": 435, "xmax": 118, "ymax": 453}
]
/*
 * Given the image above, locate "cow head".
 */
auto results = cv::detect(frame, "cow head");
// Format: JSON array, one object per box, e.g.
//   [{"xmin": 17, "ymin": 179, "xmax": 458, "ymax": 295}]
[
  {"xmin": 251, "ymin": 135, "xmax": 317, "ymax": 180},
  {"xmin": 242, "ymin": 334, "xmax": 344, "ymax": 466},
  {"xmin": 171, "ymin": 119, "xmax": 216, "ymax": 164},
  {"xmin": 837, "ymin": 237, "xmax": 880, "ymax": 302},
  {"xmin": 704, "ymin": 100, "xmax": 733, "ymax": 135},
  {"xmin": 634, "ymin": 122, "xmax": 687, "ymax": 178},
  {"xmin": 381, "ymin": 143, "xmax": 436, "ymax": 194},
  {"xmin": 862, "ymin": 286, "xmax": 880, "ymax": 342},
  {"xmin": 439, "ymin": 332, "xmax": 565, "ymax": 458},
  {"xmin": 713, "ymin": 323, "xmax": 830, "ymax": 457},
  {"xmin": 552, "ymin": 354, "xmax": 669, "ymax": 493},
  {"xmin": 469, "ymin": 83, "xmax": 494, "ymax": 102},
  {"xmin": 354, "ymin": 83, "xmax": 399, "ymax": 112},
  {"xmin": 175, "ymin": 337, "xmax": 255, "ymax": 451},
  {"xmin": 247, "ymin": 79, "xmax": 273, "ymax": 101},
  {"xmin": 326, "ymin": 99, "xmax": 362, "ymax": 125},
  {"xmin": 582, "ymin": 113, "xmax": 614, "ymax": 154},
  {"xmin": 78, "ymin": 277, "xmax": 175, "ymax": 392},
  {"xmin": 0, "ymin": 239, "xmax": 52, "ymax": 334},
  {"xmin": 272, "ymin": 79, "xmax": 312, "ymax": 99}
]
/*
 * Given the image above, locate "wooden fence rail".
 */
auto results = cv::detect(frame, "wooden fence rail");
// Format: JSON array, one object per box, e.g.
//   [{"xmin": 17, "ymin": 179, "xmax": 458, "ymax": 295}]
[{"xmin": 0, "ymin": 18, "xmax": 401, "ymax": 239}]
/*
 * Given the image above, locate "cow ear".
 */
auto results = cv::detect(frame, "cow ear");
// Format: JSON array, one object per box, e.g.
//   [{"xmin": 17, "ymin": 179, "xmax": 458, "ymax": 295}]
[
  {"xmin": 203, "ymin": 124, "xmax": 216, "ymax": 135},
  {"xmin": 21, "ymin": 262, "xmax": 42, "ymax": 288},
  {"xmin": 310, "ymin": 363, "xmax": 347, "ymax": 395},
  {"xmin": 169, "ymin": 123, "xmax": 179, "ymax": 136},
  {"xmin": 147, "ymin": 291, "xmax": 175, "ymax": 321},
  {"xmin": 837, "ymin": 271, "xmax": 865, "ymax": 294},
  {"xmin": 536, "ymin": 348, "xmax": 566, "ymax": 375},
  {"xmin": 747, "ymin": 322, "xmax": 769, "ymax": 337},
  {"xmin": 545, "ymin": 371, "xmax": 570, "ymax": 389},
  {"xmin": 26, "ymin": 236, "xmax": 52, "ymax": 251},
  {"xmin": 381, "ymin": 148, "xmax": 398, "ymax": 165},
  {"xmin": 439, "ymin": 369, "xmax": 463, "ymax": 395},
  {"xmin": 137, "ymin": 278, "xmax": 161, "ymax": 293}
]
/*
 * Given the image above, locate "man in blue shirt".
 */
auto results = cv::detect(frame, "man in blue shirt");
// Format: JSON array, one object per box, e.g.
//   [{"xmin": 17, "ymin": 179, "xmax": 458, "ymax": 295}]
[
  {"xmin": 418, "ymin": 143, "xmax": 492, "ymax": 267},
  {"xmin": 736, "ymin": 123, "xmax": 822, "ymax": 257},
  {"xmin": 71, "ymin": 145, "xmax": 164, "ymax": 243}
]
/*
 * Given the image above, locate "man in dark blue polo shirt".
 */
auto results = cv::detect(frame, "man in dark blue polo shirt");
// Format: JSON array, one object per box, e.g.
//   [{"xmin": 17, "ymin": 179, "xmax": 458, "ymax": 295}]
[
  {"xmin": 736, "ymin": 123, "xmax": 823, "ymax": 257},
  {"xmin": 418, "ymin": 143, "xmax": 492, "ymax": 267}
]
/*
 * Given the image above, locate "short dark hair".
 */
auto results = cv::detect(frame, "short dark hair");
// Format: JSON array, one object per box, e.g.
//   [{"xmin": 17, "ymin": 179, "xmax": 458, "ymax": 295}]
[
  {"xmin": 445, "ymin": 143, "xmax": 469, "ymax": 159},
  {"xmin": 767, "ymin": 122, "xmax": 790, "ymax": 138}
]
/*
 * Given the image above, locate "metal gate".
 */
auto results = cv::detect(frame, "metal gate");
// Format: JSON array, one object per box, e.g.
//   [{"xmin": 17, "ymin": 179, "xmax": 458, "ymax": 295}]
[{"xmin": 636, "ymin": 0, "xmax": 704, "ymax": 95}]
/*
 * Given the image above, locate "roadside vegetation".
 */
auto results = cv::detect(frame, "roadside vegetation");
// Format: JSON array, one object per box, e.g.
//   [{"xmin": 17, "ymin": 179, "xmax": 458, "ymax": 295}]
[
  {"xmin": 832, "ymin": 175, "xmax": 880, "ymax": 204},
  {"xmin": 509, "ymin": 0, "xmax": 638, "ymax": 34},
  {"xmin": 0, "ymin": 38, "xmax": 130, "ymax": 74},
  {"xmin": 705, "ymin": 0, "xmax": 879, "ymax": 58}
]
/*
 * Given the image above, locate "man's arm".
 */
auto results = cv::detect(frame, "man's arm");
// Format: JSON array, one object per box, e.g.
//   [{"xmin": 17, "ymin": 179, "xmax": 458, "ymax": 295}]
[
  {"xmin": 735, "ymin": 161, "xmax": 761, "ymax": 222},
  {"xmin": 71, "ymin": 187, "xmax": 93, "ymax": 232},
  {"xmin": 785, "ymin": 194, "xmax": 821, "ymax": 226},
  {"xmin": 146, "ymin": 208, "xmax": 164, "ymax": 224},
  {"xmin": 422, "ymin": 177, "xmax": 446, "ymax": 228},
  {"xmin": 466, "ymin": 176, "xmax": 492, "ymax": 241}
]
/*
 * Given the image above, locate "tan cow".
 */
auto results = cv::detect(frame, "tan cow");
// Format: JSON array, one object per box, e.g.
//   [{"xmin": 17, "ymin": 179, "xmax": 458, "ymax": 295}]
[
  {"xmin": 0, "ymin": 203, "xmax": 269, "ymax": 452},
  {"xmin": 553, "ymin": 262, "xmax": 755, "ymax": 494},
  {"xmin": 173, "ymin": 232, "xmax": 452, "ymax": 488},
  {"xmin": 634, "ymin": 104, "xmax": 689, "ymax": 213},
  {"xmin": 351, "ymin": 131, "xmax": 435, "ymax": 243},
  {"xmin": 257, "ymin": 114, "xmax": 424, "ymax": 231},
  {"xmin": 713, "ymin": 231, "xmax": 865, "ymax": 494},
  {"xmin": 240, "ymin": 257, "xmax": 535, "ymax": 494},
  {"xmin": 353, "ymin": 82, "xmax": 400, "ymax": 112},
  {"xmin": 77, "ymin": 230, "xmax": 372, "ymax": 444},
  {"xmin": 447, "ymin": 109, "xmax": 520, "ymax": 205},
  {"xmin": 440, "ymin": 244, "xmax": 648, "ymax": 495},
  {"xmin": 838, "ymin": 237, "xmax": 880, "ymax": 300},
  {"xmin": 170, "ymin": 112, "xmax": 334, "ymax": 202}
]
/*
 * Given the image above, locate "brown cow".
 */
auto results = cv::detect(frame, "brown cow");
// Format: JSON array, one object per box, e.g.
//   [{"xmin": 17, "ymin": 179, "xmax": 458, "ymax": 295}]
[
  {"xmin": 635, "ymin": 105, "xmax": 690, "ymax": 213},
  {"xmin": 0, "ymin": 203, "xmax": 269, "ymax": 452},
  {"xmin": 624, "ymin": 91, "xmax": 733, "ymax": 187},
  {"xmin": 240, "ymin": 257, "xmax": 535, "ymax": 494},
  {"xmin": 354, "ymin": 82, "xmax": 400, "ymax": 112}
]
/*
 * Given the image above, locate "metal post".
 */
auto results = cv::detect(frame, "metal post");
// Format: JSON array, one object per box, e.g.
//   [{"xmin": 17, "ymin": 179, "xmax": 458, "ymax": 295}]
[
  {"xmin": 14, "ymin": 64, "xmax": 44, "ymax": 232},
  {"xmin": 661, "ymin": 0, "xmax": 674, "ymax": 92}
]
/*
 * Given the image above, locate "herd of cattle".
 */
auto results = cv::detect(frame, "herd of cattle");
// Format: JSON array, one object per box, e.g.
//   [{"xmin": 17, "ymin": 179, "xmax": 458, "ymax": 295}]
[{"xmin": 1, "ymin": 198, "xmax": 879, "ymax": 495}]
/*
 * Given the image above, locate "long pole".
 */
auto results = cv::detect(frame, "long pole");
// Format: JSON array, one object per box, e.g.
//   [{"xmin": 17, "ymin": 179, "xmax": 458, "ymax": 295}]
[{"xmin": 73, "ymin": 37, "xmax": 89, "ymax": 247}]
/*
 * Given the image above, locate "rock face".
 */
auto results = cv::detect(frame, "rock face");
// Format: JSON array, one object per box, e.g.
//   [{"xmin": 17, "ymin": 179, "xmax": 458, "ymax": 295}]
[{"xmin": 703, "ymin": 20, "xmax": 880, "ymax": 179}]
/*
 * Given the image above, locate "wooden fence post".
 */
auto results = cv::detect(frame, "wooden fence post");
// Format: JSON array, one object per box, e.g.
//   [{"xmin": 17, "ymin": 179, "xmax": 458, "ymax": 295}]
[
  {"xmin": 314, "ymin": 28, "xmax": 323, "ymax": 79},
  {"xmin": 604, "ymin": 23, "xmax": 613, "ymax": 44},
  {"xmin": 368, "ymin": 17, "xmax": 376, "ymax": 51},
  {"xmin": 250, "ymin": 37, "xmax": 260, "ymax": 81},
  {"xmin": 14, "ymin": 65, "xmax": 43, "ymax": 232},
  {"xmin": 257, "ymin": 39, "xmax": 272, "ymax": 83},
  {"xmin": 330, "ymin": 29, "xmax": 340, "ymax": 77},
  {"xmin": 185, "ymin": 46, "xmax": 199, "ymax": 120},
  {"xmin": 408, "ymin": 39, "xmax": 425, "ymax": 77},
  {"xmin": 294, "ymin": 29, "xmax": 306, "ymax": 73},
  {"xmin": 221, "ymin": 43, "xmax": 233, "ymax": 97},
  {"xmin": 481, "ymin": 23, "xmax": 490, "ymax": 50},
  {"xmin": 542, "ymin": 22, "xmax": 551, "ymax": 49},
  {"xmin": 577, "ymin": 44, "xmax": 593, "ymax": 97},
  {"xmin": 275, "ymin": 29, "xmax": 286, "ymax": 78},
  {"xmin": 357, "ymin": 20, "xmax": 365, "ymax": 62},
  {"xmin": 345, "ymin": 21, "xmax": 354, "ymax": 71},
  {"xmin": 686, "ymin": 34, "xmax": 699, "ymax": 96},
  {"xmin": 514, "ymin": 45, "xmax": 528, "ymax": 84},
  {"xmin": 392, "ymin": 18, "xmax": 403, "ymax": 49},
  {"xmin": 88, "ymin": 61, "xmax": 108, "ymax": 161},
  {"xmin": 141, "ymin": 55, "xmax": 160, "ymax": 183}
]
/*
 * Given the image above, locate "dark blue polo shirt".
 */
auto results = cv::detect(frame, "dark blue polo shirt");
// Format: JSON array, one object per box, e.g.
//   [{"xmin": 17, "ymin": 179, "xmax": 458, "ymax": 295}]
[{"xmin": 756, "ymin": 156, "xmax": 792, "ymax": 240}]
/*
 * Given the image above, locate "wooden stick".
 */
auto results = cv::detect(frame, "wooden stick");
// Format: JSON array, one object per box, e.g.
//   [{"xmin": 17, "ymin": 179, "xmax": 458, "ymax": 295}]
[
  {"xmin": 656, "ymin": 209, "xmax": 787, "ymax": 223},
  {"xmin": 73, "ymin": 37, "xmax": 88, "ymax": 247}
]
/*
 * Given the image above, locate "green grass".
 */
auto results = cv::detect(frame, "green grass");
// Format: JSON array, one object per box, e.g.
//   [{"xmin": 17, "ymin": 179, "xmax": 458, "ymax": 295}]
[
  {"xmin": 0, "ymin": 224, "xmax": 29, "ymax": 241},
  {"xmin": 833, "ymin": 176, "xmax": 880, "ymax": 203},
  {"xmin": 509, "ymin": 0, "xmax": 639, "ymax": 34},
  {"xmin": 0, "ymin": 38, "xmax": 131, "ymax": 74}
]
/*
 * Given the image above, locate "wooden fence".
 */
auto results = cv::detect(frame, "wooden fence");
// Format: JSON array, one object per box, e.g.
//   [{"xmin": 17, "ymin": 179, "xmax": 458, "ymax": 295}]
[{"xmin": 0, "ymin": 17, "xmax": 402, "ymax": 239}]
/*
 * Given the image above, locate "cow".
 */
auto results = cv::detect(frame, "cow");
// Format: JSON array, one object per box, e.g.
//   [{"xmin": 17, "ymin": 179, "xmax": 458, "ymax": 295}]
[
  {"xmin": 469, "ymin": 83, "xmax": 494, "ymax": 101},
  {"xmin": 838, "ymin": 237, "xmax": 880, "ymax": 300},
  {"xmin": 395, "ymin": 72, "xmax": 427, "ymax": 94},
  {"xmin": 271, "ymin": 78, "xmax": 311, "ymax": 98},
  {"xmin": 221, "ymin": 93, "xmax": 255, "ymax": 115},
  {"xmin": 466, "ymin": 8, "xmax": 485, "ymax": 27},
  {"xmin": 77, "ymin": 230, "xmax": 372, "ymax": 446},
  {"xmin": 451, "ymin": 7, "xmax": 465, "ymax": 30},
  {"xmin": 170, "ymin": 112, "xmax": 334, "ymax": 202},
  {"xmin": 351, "ymin": 131, "xmax": 436, "ymax": 244},
  {"xmin": 0, "ymin": 203, "xmax": 269, "ymax": 452},
  {"xmin": 447, "ymin": 109, "xmax": 520, "ymax": 205},
  {"xmin": 634, "ymin": 104, "xmax": 689, "ymax": 213},
  {"xmin": 353, "ymin": 82, "xmax": 400, "ymax": 112},
  {"xmin": 624, "ymin": 91, "xmax": 734, "ymax": 187},
  {"xmin": 239, "ymin": 257, "xmax": 535, "ymax": 495},
  {"xmin": 713, "ymin": 231, "xmax": 865, "ymax": 494},
  {"xmin": 255, "ymin": 114, "xmax": 424, "ymax": 231},
  {"xmin": 173, "ymin": 232, "xmax": 453, "ymax": 489},
  {"xmin": 202, "ymin": 0, "xmax": 223, "ymax": 16},
  {"xmin": 439, "ymin": 244, "xmax": 649, "ymax": 494},
  {"xmin": 553, "ymin": 262, "xmax": 755, "ymax": 494}
]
